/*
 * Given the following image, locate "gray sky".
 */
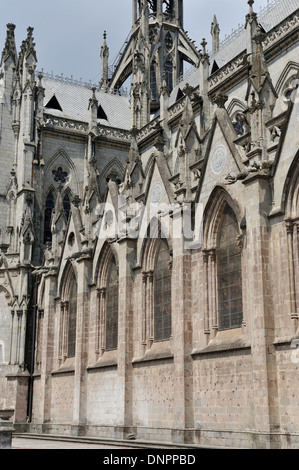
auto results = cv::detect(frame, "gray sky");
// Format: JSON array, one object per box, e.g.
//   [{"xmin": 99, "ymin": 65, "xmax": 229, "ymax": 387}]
[{"xmin": 1, "ymin": 0, "xmax": 267, "ymax": 83}]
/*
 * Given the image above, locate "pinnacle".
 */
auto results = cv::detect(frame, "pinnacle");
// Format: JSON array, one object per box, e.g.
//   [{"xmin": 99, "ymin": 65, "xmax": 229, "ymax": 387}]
[{"xmin": 1, "ymin": 22, "xmax": 17, "ymax": 65}]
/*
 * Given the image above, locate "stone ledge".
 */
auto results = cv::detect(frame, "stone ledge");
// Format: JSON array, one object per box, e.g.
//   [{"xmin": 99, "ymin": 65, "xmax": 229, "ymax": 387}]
[
  {"xmin": 191, "ymin": 339, "xmax": 251, "ymax": 358},
  {"xmin": 132, "ymin": 348, "xmax": 174, "ymax": 365},
  {"xmin": 87, "ymin": 359, "xmax": 118, "ymax": 371},
  {"xmin": 273, "ymin": 335, "xmax": 299, "ymax": 347}
]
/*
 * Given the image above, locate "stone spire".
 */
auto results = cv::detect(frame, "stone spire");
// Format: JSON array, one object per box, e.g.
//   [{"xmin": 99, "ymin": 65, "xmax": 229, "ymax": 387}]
[
  {"xmin": 100, "ymin": 31, "xmax": 109, "ymax": 89},
  {"xmin": 1, "ymin": 23, "xmax": 17, "ymax": 66},
  {"xmin": 25, "ymin": 27, "xmax": 37, "ymax": 62},
  {"xmin": 245, "ymin": 0, "xmax": 277, "ymax": 159},
  {"xmin": 211, "ymin": 15, "xmax": 220, "ymax": 55}
]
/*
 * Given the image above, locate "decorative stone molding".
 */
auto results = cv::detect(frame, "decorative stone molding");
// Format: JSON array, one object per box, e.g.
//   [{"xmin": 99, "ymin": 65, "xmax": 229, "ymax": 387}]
[
  {"xmin": 208, "ymin": 11, "xmax": 299, "ymax": 93},
  {"xmin": 43, "ymin": 115, "xmax": 88, "ymax": 133}
]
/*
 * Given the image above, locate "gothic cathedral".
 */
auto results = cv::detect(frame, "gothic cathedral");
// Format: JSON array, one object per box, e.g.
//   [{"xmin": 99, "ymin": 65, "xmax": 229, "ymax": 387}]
[{"xmin": 0, "ymin": 0, "xmax": 299, "ymax": 449}]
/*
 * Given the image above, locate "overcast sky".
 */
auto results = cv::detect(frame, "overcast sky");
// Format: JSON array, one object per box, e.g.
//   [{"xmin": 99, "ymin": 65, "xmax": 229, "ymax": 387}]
[{"xmin": 1, "ymin": 0, "xmax": 268, "ymax": 83}]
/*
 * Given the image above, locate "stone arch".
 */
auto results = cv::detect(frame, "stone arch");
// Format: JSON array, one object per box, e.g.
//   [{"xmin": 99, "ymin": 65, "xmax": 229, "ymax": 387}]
[
  {"xmin": 44, "ymin": 148, "xmax": 80, "ymax": 195},
  {"xmin": 95, "ymin": 242, "xmax": 119, "ymax": 289},
  {"xmin": 227, "ymin": 98, "xmax": 246, "ymax": 118},
  {"xmin": 282, "ymin": 151, "xmax": 299, "ymax": 219},
  {"xmin": 0, "ymin": 286, "xmax": 13, "ymax": 366},
  {"xmin": 98, "ymin": 158, "xmax": 125, "ymax": 190},
  {"xmin": 144, "ymin": 154, "xmax": 156, "ymax": 178},
  {"xmin": 203, "ymin": 186, "xmax": 243, "ymax": 250},
  {"xmin": 0, "ymin": 284, "xmax": 13, "ymax": 306},
  {"xmin": 140, "ymin": 217, "xmax": 173, "ymax": 272},
  {"xmin": 275, "ymin": 61, "xmax": 299, "ymax": 96},
  {"xmin": 59, "ymin": 260, "xmax": 77, "ymax": 301}
]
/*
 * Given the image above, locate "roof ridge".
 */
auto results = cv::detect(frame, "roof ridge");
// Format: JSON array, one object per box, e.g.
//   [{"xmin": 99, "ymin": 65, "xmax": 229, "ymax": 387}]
[{"xmin": 38, "ymin": 69, "xmax": 129, "ymax": 97}]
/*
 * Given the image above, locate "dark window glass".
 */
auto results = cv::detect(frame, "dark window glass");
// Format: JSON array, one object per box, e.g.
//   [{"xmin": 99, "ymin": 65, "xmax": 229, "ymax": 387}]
[
  {"xmin": 150, "ymin": 63, "xmax": 158, "ymax": 102},
  {"xmin": 154, "ymin": 240, "xmax": 172, "ymax": 341},
  {"xmin": 43, "ymin": 191, "xmax": 55, "ymax": 244},
  {"xmin": 68, "ymin": 275, "xmax": 77, "ymax": 358},
  {"xmin": 218, "ymin": 206, "xmax": 243, "ymax": 330},
  {"xmin": 63, "ymin": 194, "xmax": 71, "ymax": 220},
  {"xmin": 165, "ymin": 61, "xmax": 173, "ymax": 93},
  {"xmin": 106, "ymin": 256, "xmax": 118, "ymax": 351}
]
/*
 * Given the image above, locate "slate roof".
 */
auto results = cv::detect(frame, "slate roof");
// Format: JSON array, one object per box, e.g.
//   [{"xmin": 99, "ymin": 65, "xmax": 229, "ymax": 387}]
[
  {"xmin": 42, "ymin": 77, "xmax": 131, "ymax": 130},
  {"xmin": 169, "ymin": 0, "xmax": 299, "ymax": 107},
  {"xmin": 212, "ymin": 0, "xmax": 299, "ymax": 68}
]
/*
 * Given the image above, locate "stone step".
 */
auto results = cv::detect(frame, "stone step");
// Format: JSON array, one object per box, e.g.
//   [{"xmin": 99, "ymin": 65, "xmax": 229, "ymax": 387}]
[{"xmin": 13, "ymin": 432, "xmax": 226, "ymax": 449}]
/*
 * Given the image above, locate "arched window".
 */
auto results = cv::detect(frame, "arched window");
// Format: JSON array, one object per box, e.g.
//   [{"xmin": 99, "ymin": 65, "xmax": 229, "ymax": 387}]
[
  {"xmin": 44, "ymin": 191, "xmax": 55, "ymax": 244},
  {"xmin": 105, "ymin": 256, "xmax": 119, "ymax": 351},
  {"xmin": 150, "ymin": 62, "xmax": 158, "ymax": 102},
  {"xmin": 217, "ymin": 205, "xmax": 243, "ymax": 330},
  {"xmin": 63, "ymin": 193, "xmax": 71, "ymax": 221},
  {"xmin": 154, "ymin": 239, "xmax": 172, "ymax": 341},
  {"xmin": 165, "ymin": 60, "xmax": 173, "ymax": 93},
  {"xmin": 67, "ymin": 273, "xmax": 77, "ymax": 358}
]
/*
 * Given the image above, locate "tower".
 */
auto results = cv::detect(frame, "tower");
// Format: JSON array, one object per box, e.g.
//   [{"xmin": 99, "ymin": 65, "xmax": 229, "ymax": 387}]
[{"xmin": 108, "ymin": 0, "xmax": 200, "ymax": 128}]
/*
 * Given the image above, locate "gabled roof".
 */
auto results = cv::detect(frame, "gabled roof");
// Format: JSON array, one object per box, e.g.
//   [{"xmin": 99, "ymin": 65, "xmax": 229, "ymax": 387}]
[
  {"xmin": 42, "ymin": 77, "xmax": 131, "ymax": 129},
  {"xmin": 211, "ymin": 0, "xmax": 299, "ymax": 68},
  {"xmin": 170, "ymin": 0, "xmax": 299, "ymax": 105}
]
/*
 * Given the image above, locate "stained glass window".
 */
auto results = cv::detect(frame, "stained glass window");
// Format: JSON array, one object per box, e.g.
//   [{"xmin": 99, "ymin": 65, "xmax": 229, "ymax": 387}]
[
  {"xmin": 52, "ymin": 167, "xmax": 68, "ymax": 183},
  {"xmin": 106, "ymin": 256, "xmax": 118, "ymax": 351},
  {"xmin": 43, "ymin": 191, "xmax": 55, "ymax": 244},
  {"xmin": 68, "ymin": 274, "xmax": 77, "ymax": 358},
  {"xmin": 154, "ymin": 240, "xmax": 172, "ymax": 341},
  {"xmin": 218, "ymin": 206, "xmax": 243, "ymax": 330}
]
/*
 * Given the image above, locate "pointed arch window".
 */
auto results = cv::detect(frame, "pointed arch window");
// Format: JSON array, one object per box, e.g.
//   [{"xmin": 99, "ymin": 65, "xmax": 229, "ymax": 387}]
[
  {"xmin": 217, "ymin": 206, "xmax": 243, "ymax": 330},
  {"xmin": 96, "ymin": 251, "xmax": 119, "ymax": 357},
  {"xmin": 105, "ymin": 256, "xmax": 119, "ymax": 351},
  {"xmin": 150, "ymin": 62, "xmax": 158, "ymax": 102},
  {"xmin": 165, "ymin": 60, "xmax": 173, "ymax": 94},
  {"xmin": 63, "ymin": 193, "xmax": 71, "ymax": 221},
  {"xmin": 59, "ymin": 266, "xmax": 78, "ymax": 363},
  {"xmin": 44, "ymin": 191, "xmax": 55, "ymax": 244},
  {"xmin": 67, "ymin": 273, "xmax": 77, "ymax": 358},
  {"xmin": 154, "ymin": 239, "xmax": 172, "ymax": 342}
]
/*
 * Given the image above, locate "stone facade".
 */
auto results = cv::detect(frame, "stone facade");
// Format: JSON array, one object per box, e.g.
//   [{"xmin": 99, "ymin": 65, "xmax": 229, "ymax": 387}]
[{"xmin": 0, "ymin": 0, "xmax": 299, "ymax": 449}]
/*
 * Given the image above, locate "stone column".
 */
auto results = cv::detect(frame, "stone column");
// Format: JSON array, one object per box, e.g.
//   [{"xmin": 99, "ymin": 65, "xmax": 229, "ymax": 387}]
[
  {"xmin": 147, "ymin": 270, "xmax": 154, "ymax": 349},
  {"xmin": 9, "ymin": 311, "xmax": 16, "ymax": 365},
  {"xmin": 116, "ymin": 238, "xmax": 135, "ymax": 438},
  {"xmin": 39, "ymin": 270, "xmax": 58, "ymax": 426},
  {"xmin": 142, "ymin": 272, "xmax": 147, "ymax": 353},
  {"xmin": 171, "ymin": 207, "xmax": 194, "ymax": 444},
  {"xmin": 285, "ymin": 220, "xmax": 298, "ymax": 321},
  {"xmin": 132, "ymin": 0, "xmax": 138, "ymax": 25},
  {"xmin": 72, "ymin": 255, "xmax": 91, "ymax": 434},
  {"xmin": 243, "ymin": 174, "xmax": 280, "ymax": 448},
  {"xmin": 202, "ymin": 251, "xmax": 210, "ymax": 336},
  {"xmin": 209, "ymin": 249, "xmax": 218, "ymax": 335},
  {"xmin": 157, "ymin": 0, "xmax": 163, "ymax": 20},
  {"xmin": 18, "ymin": 310, "xmax": 27, "ymax": 368}
]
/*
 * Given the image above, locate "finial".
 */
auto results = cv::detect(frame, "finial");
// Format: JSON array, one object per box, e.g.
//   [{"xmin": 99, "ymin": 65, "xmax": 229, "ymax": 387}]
[
  {"xmin": 248, "ymin": 0, "xmax": 254, "ymax": 13},
  {"xmin": 7, "ymin": 23, "xmax": 16, "ymax": 32},
  {"xmin": 201, "ymin": 38, "xmax": 207, "ymax": 54},
  {"xmin": 27, "ymin": 27, "xmax": 34, "ymax": 38},
  {"xmin": 103, "ymin": 31, "xmax": 107, "ymax": 41}
]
